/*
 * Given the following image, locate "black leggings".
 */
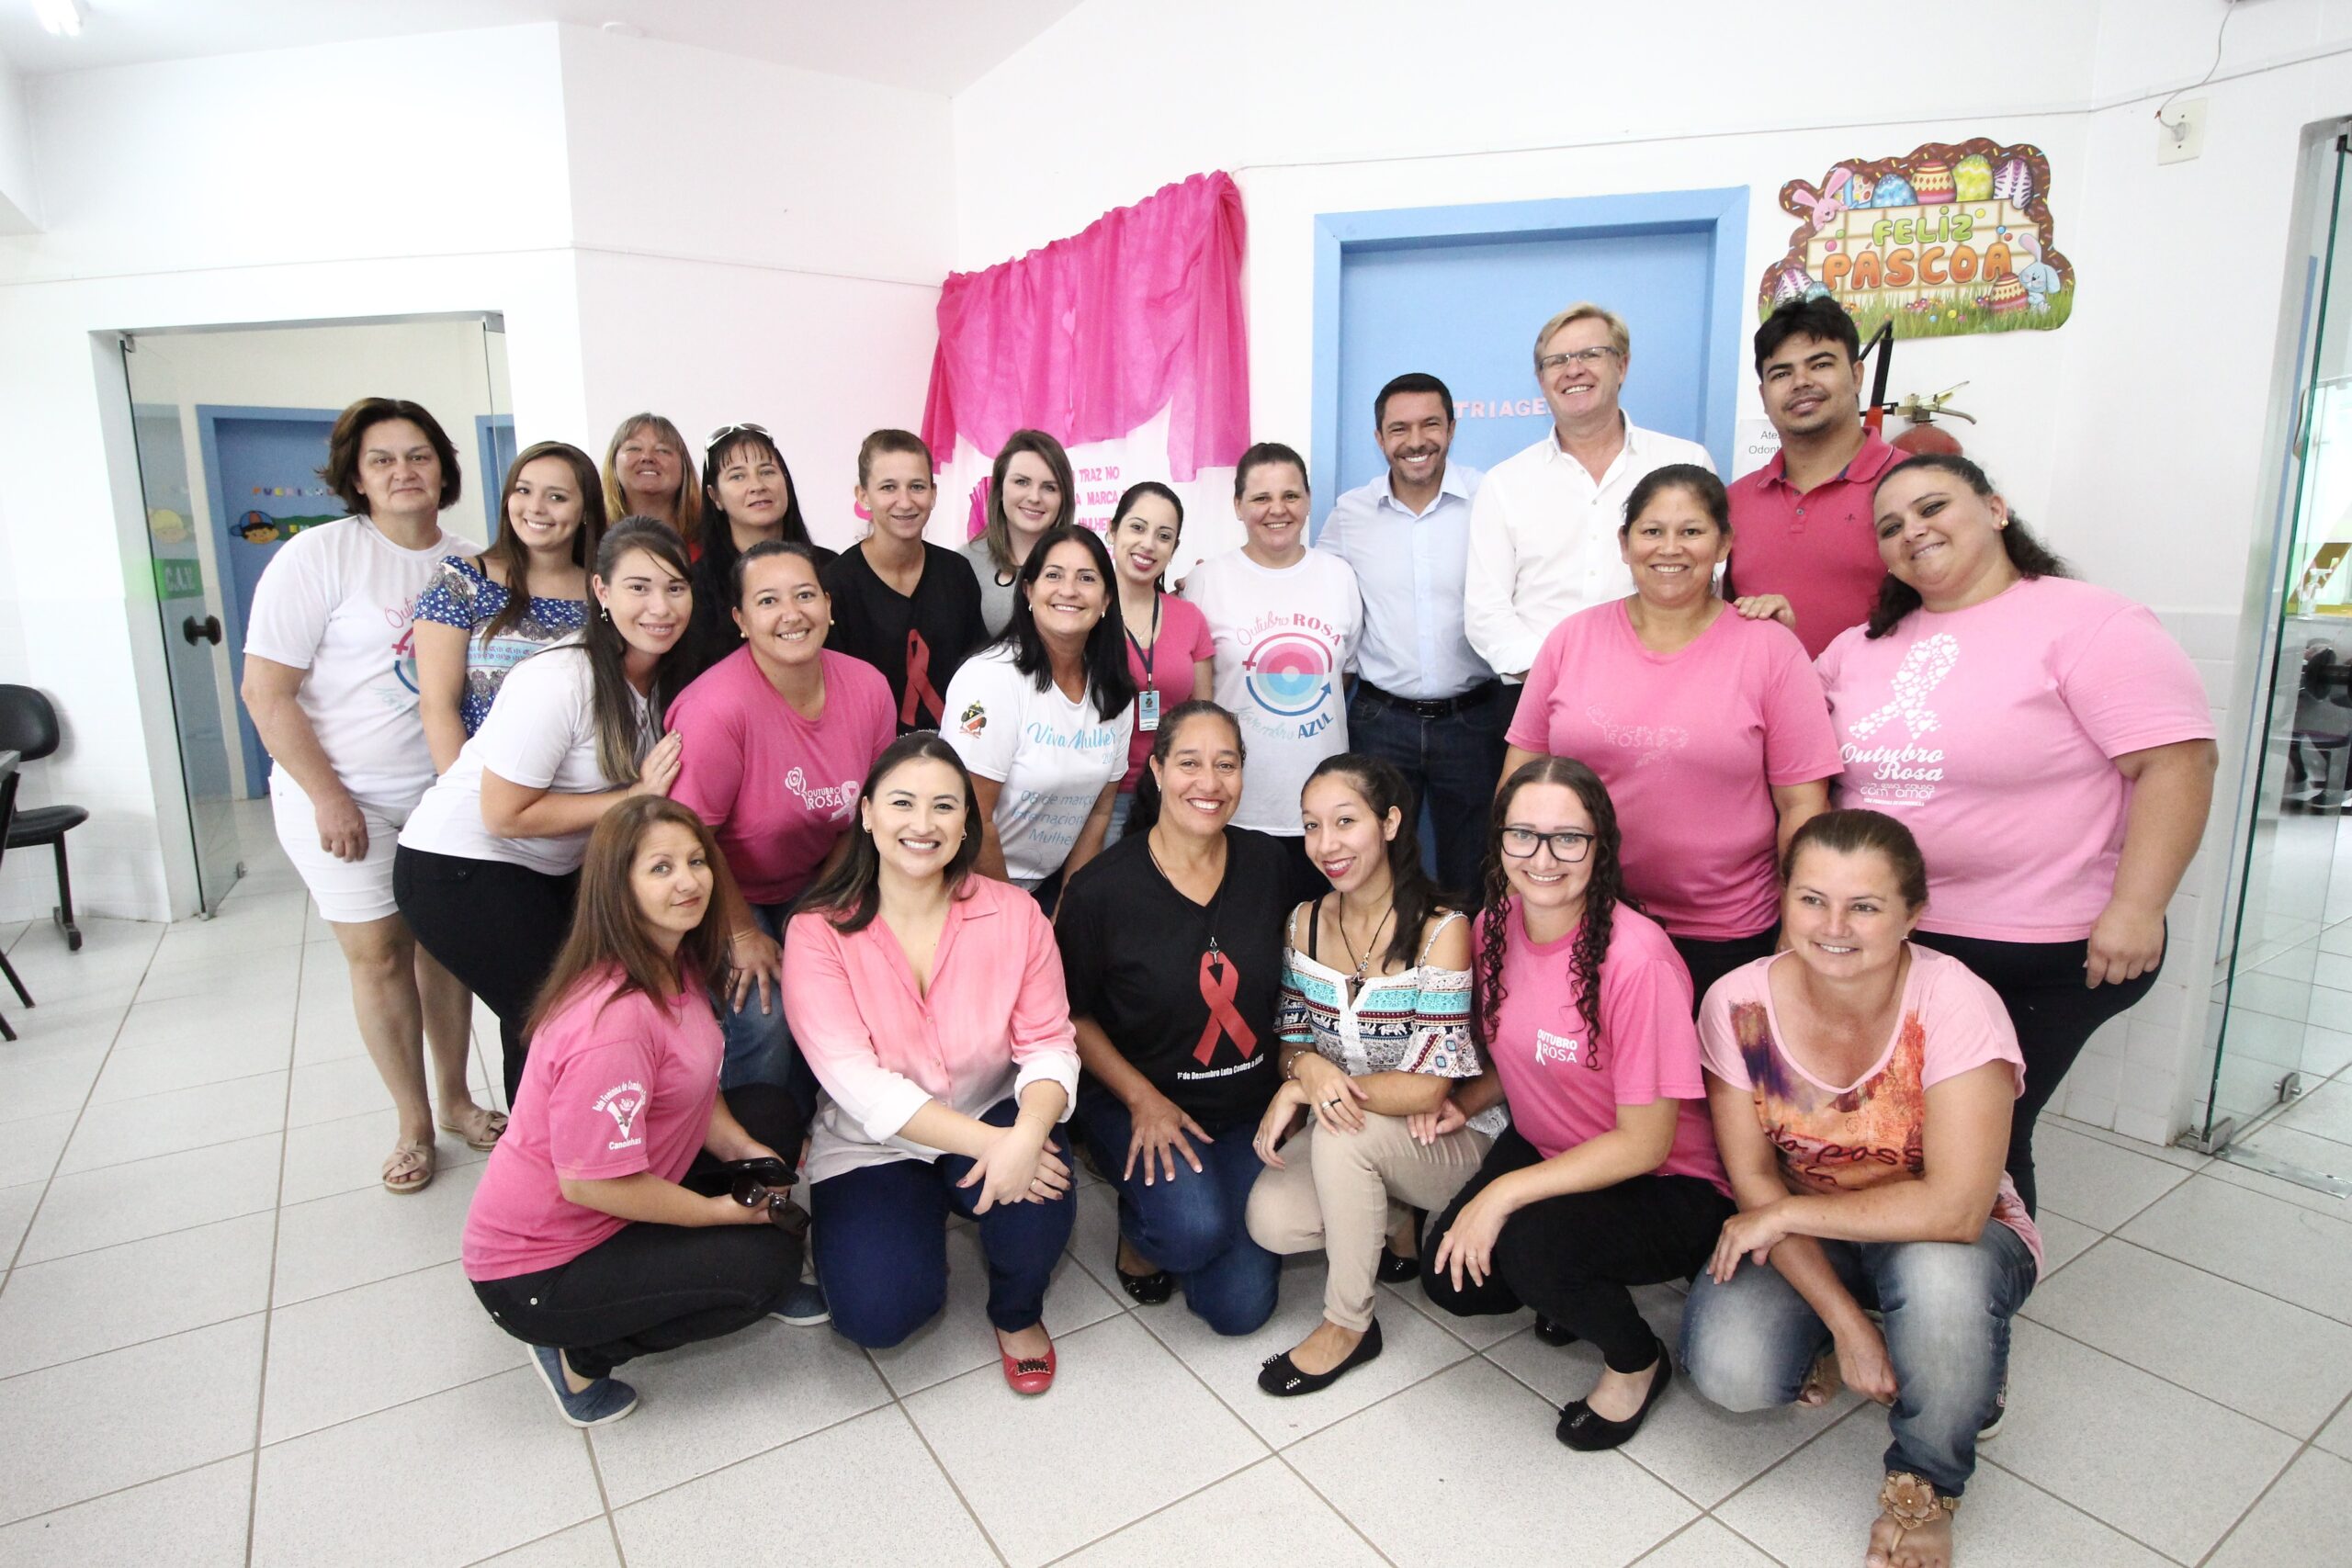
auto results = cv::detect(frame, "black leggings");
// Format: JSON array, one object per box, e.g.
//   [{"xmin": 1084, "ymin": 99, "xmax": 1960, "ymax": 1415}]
[
  {"xmin": 469, "ymin": 1083, "xmax": 808, "ymax": 1379},
  {"xmin": 1421, "ymin": 1127, "xmax": 1734, "ymax": 1372},
  {"xmin": 1670, "ymin": 926, "xmax": 1780, "ymax": 1016},
  {"xmin": 393, "ymin": 845, "xmax": 578, "ymax": 1109},
  {"xmin": 1910, "ymin": 929, "xmax": 2161, "ymax": 1217}
]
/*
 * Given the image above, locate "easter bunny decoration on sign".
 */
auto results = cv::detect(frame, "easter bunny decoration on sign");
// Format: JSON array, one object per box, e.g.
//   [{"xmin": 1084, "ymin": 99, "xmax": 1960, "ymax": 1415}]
[{"xmin": 1786, "ymin": 167, "xmax": 1854, "ymax": 233}]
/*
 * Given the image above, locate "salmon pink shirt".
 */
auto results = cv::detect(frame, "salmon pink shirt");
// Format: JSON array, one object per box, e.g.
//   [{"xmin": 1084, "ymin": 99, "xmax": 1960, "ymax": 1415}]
[
  {"xmin": 1507, "ymin": 602, "xmax": 1840, "ymax": 940},
  {"xmin": 1815, "ymin": 577, "xmax": 2212, "ymax": 942},
  {"xmin": 785, "ymin": 874, "xmax": 1080, "ymax": 1184}
]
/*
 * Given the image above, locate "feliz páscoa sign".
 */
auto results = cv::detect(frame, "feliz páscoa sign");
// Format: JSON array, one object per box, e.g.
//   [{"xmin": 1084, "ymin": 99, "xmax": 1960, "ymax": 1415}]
[{"xmin": 1758, "ymin": 139, "xmax": 2073, "ymax": 341}]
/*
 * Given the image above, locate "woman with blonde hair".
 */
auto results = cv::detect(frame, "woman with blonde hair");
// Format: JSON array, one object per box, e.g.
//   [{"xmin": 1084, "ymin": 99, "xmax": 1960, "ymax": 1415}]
[{"xmin": 602, "ymin": 413, "xmax": 704, "ymax": 554}]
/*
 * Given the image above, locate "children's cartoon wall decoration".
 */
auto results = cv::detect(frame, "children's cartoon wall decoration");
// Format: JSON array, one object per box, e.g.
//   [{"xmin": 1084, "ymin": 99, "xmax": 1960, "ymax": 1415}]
[{"xmin": 1758, "ymin": 139, "xmax": 2073, "ymax": 340}]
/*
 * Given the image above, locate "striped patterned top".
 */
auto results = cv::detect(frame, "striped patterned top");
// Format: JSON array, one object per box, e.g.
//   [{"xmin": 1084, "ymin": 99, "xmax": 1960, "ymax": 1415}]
[{"xmin": 1278, "ymin": 908, "xmax": 1507, "ymax": 1136}]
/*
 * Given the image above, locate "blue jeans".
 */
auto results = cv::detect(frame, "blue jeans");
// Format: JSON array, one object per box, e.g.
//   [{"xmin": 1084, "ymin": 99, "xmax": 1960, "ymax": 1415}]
[
  {"xmin": 1078, "ymin": 1085, "xmax": 1279, "ymax": 1336},
  {"xmin": 1104, "ymin": 791, "xmax": 1136, "ymax": 845},
  {"xmin": 713, "ymin": 901, "xmax": 815, "ymax": 1113},
  {"xmin": 808, "ymin": 1098, "xmax": 1077, "ymax": 1348},
  {"xmin": 1346, "ymin": 682, "xmax": 1511, "ymax": 899},
  {"xmin": 1679, "ymin": 1222, "xmax": 2037, "ymax": 1495}
]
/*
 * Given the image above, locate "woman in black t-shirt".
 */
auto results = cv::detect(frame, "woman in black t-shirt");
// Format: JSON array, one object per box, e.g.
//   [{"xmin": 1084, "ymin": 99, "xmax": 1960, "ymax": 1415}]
[
  {"xmin": 1057, "ymin": 701, "xmax": 1310, "ymax": 1336},
  {"xmin": 822, "ymin": 430, "xmax": 989, "ymax": 733}
]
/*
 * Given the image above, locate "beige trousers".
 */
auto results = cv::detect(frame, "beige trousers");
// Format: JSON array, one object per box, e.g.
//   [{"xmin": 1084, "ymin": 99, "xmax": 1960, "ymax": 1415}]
[{"xmin": 1245, "ymin": 1111, "xmax": 1492, "ymax": 1332}]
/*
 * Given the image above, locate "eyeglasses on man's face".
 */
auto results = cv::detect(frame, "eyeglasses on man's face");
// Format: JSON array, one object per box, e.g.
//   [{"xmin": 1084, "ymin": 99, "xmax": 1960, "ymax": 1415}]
[
  {"xmin": 1538, "ymin": 347, "xmax": 1622, "ymax": 373},
  {"xmin": 1499, "ymin": 826, "xmax": 1596, "ymax": 863}
]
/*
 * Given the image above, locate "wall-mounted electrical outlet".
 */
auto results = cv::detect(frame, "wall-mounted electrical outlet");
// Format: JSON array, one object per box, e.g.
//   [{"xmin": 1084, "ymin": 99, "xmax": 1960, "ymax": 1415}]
[{"xmin": 2159, "ymin": 97, "xmax": 2208, "ymax": 164}]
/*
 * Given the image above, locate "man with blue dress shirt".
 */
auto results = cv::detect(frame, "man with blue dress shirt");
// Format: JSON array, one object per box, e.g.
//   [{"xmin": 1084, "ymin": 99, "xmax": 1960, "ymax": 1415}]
[{"xmin": 1316, "ymin": 372, "xmax": 1506, "ymax": 897}]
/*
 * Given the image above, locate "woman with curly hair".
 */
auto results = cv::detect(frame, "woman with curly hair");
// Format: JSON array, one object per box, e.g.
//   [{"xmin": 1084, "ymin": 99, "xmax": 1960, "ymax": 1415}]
[{"xmin": 1419, "ymin": 756, "xmax": 1732, "ymax": 1451}]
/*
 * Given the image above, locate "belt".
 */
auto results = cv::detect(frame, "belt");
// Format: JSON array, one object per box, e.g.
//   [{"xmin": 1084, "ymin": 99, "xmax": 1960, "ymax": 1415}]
[{"xmin": 1354, "ymin": 678, "xmax": 1500, "ymax": 719}]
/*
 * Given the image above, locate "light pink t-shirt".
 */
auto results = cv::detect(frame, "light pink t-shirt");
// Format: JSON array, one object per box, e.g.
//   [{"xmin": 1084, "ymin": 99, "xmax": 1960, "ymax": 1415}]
[
  {"xmin": 1476, "ymin": 898, "xmax": 1728, "ymax": 1193},
  {"xmin": 1815, "ymin": 577, "xmax": 2212, "ymax": 942},
  {"xmin": 1121, "ymin": 593, "xmax": 1216, "ymax": 792},
  {"xmin": 462, "ymin": 972, "xmax": 722, "ymax": 1280},
  {"xmin": 1508, "ymin": 602, "xmax": 1840, "ymax": 939},
  {"xmin": 1699, "ymin": 945, "xmax": 2044, "ymax": 1277},
  {"xmin": 665, "ymin": 648, "xmax": 897, "ymax": 906}
]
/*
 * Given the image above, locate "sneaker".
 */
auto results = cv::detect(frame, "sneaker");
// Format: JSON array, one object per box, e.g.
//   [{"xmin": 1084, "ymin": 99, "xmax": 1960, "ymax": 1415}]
[
  {"xmin": 770, "ymin": 1278, "xmax": 831, "ymax": 1326},
  {"xmin": 1978, "ymin": 1367, "xmax": 2008, "ymax": 1441},
  {"xmin": 527, "ymin": 1344, "xmax": 638, "ymax": 1428}
]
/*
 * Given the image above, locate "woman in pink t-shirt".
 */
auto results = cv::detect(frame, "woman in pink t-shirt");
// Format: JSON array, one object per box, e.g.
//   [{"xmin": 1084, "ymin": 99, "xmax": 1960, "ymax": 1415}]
[
  {"xmin": 1106, "ymin": 481, "xmax": 1216, "ymax": 843},
  {"xmin": 462, "ymin": 796, "xmax": 811, "ymax": 1430},
  {"xmin": 1681, "ymin": 808, "xmax": 2040, "ymax": 1568},
  {"xmin": 1504, "ymin": 465, "xmax": 1839, "ymax": 1005},
  {"xmin": 1815, "ymin": 455, "xmax": 2216, "ymax": 1213},
  {"xmin": 1419, "ymin": 756, "xmax": 1733, "ymax": 1452},
  {"xmin": 665, "ymin": 541, "xmax": 896, "ymax": 1100}
]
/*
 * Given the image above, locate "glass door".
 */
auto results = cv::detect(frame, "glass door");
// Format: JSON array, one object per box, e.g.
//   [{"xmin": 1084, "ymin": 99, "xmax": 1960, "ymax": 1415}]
[{"xmin": 2206, "ymin": 134, "xmax": 2352, "ymax": 1191}]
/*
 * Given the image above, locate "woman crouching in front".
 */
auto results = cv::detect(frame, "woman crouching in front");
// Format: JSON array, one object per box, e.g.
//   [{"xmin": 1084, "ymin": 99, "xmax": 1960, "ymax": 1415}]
[
  {"xmin": 1680, "ymin": 808, "xmax": 2041, "ymax": 1568},
  {"xmin": 462, "ymin": 796, "xmax": 810, "ymax": 1428}
]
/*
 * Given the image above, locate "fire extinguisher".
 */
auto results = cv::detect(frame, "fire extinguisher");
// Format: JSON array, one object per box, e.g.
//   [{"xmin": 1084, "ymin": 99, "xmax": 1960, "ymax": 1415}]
[{"xmin": 1890, "ymin": 382, "xmax": 1976, "ymax": 457}]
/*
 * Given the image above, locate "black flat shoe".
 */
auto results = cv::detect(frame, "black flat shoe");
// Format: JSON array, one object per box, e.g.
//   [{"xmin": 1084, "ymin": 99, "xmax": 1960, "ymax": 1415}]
[
  {"xmin": 1259, "ymin": 1318, "xmax": 1384, "ymax": 1397},
  {"xmin": 1376, "ymin": 1248, "xmax": 1420, "ymax": 1284},
  {"xmin": 1532, "ymin": 1315, "xmax": 1577, "ymax": 1347},
  {"xmin": 1555, "ymin": 1339, "xmax": 1672, "ymax": 1451},
  {"xmin": 1114, "ymin": 1245, "xmax": 1172, "ymax": 1306}
]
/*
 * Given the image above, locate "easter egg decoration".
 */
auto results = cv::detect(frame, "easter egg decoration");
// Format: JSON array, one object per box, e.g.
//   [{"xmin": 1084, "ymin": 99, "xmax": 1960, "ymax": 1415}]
[
  {"xmin": 1953, "ymin": 154, "xmax": 1993, "ymax": 201},
  {"xmin": 1870, "ymin": 175, "xmax": 1916, "ymax": 208},
  {"xmin": 1770, "ymin": 264, "xmax": 1823, "ymax": 305},
  {"xmin": 1985, "ymin": 275, "xmax": 2030, "ymax": 315},
  {"xmin": 1992, "ymin": 155, "xmax": 2035, "ymax": 205},
  {"xmin": 1912, "ymin": 161, "xmax": 1955, "ymax": 204}
]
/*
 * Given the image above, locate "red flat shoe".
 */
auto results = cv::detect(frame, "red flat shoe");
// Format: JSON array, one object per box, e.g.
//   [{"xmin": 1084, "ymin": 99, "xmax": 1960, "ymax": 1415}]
[{"xmin": 1000, "ymin": 1340, "xmax": 1056, "ymax": 1395}]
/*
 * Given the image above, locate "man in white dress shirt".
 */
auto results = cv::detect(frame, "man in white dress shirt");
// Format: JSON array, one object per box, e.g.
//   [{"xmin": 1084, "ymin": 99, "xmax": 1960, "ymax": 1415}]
[
  {"xmin": 1463, "ymin": 302, "xmax": 1715, "ymax": 682},
  {"xmin": 1317, "ymin": 372, "xmax": 1504, "ymax": 896}
]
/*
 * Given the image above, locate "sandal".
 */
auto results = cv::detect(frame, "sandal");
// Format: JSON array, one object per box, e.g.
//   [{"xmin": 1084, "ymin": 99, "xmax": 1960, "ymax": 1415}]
[
  {"xmin": 1871, "ymin": 1472, "xmax": 1958, "ymax": 1566},
  {"xmin": 437, "ymin": 1104, "xmax": 508, "ymax": 1152},
  {"xmin": 382, "ymin": 1139, "xmax": 435, "ymax": 1195},
  {"xmin": 1799, "ymin": 1345, "xmax": 1843, "ymax": 1407}
]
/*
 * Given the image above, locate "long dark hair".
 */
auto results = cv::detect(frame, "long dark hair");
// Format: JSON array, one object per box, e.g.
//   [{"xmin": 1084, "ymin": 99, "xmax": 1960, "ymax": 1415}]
[
  {"xmin": 1865, "ymin": 453, "xmax": 2067, "ymax": 638},
  {"xmin": 795, "ymin": 732, "xmax": 983, "ymax": 934},
  {"xmin": 1302, "ymin": 752, "xmax": 1450, "ymax": 972},
  {"xmin": 999, "ymin": 523, "xmax": 1135, "ymax": 722},
  {"xmin": 479, "ymin": 440, "xmax": 605, "ymax": 649},
  {"xmin": 700, "ymin": 426, "xmax": 814, "ymax": 594},
  {"xmin": 526, "ymin": 795, "xmax": 741, "ymax": 1037},
  {"xmin": 1475, "ymin": 756, "xmax": 1631, "ymax": 1067},
  {"xmin": 1128, "ymin": 699, "xmax": 1244, "ymax": 836},
  {"xmin": 582, "ymin": 516, "xmax": 698, "ymax": 783},
  {"xmin": 1109, "ymin": 480, "xmax": 1185, "ymax": 592}
]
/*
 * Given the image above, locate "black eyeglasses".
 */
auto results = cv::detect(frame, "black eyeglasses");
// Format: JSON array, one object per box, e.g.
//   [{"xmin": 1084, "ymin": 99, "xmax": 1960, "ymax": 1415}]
[
  {"xmin": 707, "ymin": 421, "xmax": 769, "ymax": 449},
  {"xmin": 1499, "ymin": 827, "xmax": 1596, "ymax": 863}
]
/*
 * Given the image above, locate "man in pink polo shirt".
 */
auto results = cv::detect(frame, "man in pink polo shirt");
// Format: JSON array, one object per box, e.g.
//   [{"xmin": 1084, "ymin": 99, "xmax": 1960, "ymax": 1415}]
[{"xmin": 1724, "ymin": 299, "xmax": 1907, "ymax": 659}]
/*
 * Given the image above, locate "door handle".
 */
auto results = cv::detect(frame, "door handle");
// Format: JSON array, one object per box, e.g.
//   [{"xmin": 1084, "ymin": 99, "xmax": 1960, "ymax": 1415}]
[{"xmin": 181, "ymin": 614, "xmax": 223, "ymax": 647}]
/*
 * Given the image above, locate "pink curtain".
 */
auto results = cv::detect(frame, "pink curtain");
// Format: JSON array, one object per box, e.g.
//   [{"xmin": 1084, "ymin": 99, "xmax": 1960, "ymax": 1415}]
[{"xmin": 922, "ymin": 171, "xmax": 1249, "ymax": 483}]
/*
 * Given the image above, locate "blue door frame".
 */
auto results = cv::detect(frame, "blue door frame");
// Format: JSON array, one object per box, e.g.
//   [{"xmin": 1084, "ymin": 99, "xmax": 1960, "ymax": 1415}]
[{"xmin": 1309, "ymin": 186, "xmax": 1749, "ymax": 526}]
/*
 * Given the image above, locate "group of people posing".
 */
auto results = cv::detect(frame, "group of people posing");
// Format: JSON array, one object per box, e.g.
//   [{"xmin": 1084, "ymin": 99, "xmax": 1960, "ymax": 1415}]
[{"xmin": 240, "ymin": 294, "xmax": 2215, "ymax": 1568}]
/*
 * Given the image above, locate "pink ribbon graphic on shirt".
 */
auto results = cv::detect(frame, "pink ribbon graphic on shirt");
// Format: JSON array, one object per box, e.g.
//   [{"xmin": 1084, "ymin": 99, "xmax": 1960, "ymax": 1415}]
[
  {"xmin": 904, "ymin": 629, "xmax": 944, "ymax": 728},
  {"xmin": 1847, "ymin": 633, "xmax": 1959, "ymax": 742},
  {"xmin": 1194, "ymin": 949, "xmax": 1259, "ymax": 1064}
]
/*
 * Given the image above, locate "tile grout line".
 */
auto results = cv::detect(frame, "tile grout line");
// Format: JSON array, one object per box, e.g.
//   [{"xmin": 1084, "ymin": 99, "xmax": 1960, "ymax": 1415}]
[
  {"xmin": 873, "ymin": 1359, "xmax": 1016, "ymax": 1568},
  {"xmin": 2188, "ymin": 1383, "xmax": 2352, "ymax": 1568},
  {"xmin": 243, "ymin": 912, "xmax": 309, "ymax": 1568},
  {"xmin": 2057, "ymin": 1228, "xmax": 2352, "ymax": 1335},
  {"xmin": 1972, "ymin": 1452, "xmax": 2195, "ymax": 1564},
  {"xmin": 578, "ymin": 1425, "xmax": 628, "ymax": 1568}
]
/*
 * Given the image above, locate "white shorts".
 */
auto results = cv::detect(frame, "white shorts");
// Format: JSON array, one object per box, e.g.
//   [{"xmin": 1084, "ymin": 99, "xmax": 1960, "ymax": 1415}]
[{"xmin": 269, "ymin": 769, "xmax": 416, "ymax": 925}]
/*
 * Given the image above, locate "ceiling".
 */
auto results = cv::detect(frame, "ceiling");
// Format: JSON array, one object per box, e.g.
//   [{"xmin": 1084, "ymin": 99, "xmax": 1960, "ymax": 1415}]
[{"xmin": 0, "ymin": 0, "xmax": 1086, "ymax": 95}]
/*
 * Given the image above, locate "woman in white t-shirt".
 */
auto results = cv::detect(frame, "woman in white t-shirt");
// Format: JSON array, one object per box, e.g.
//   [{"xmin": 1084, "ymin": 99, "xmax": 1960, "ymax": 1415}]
[
  {"xmin": 1182, "ymin": 443, "xmax": 1362, "ymax": 879},
  {"xmin": 241, "ymin": 396, "xmax": 484, "ymax": 1195},
  {"xmin": 395, "ymin": 519, "xmax": 699, "ymax": 1109},
  {"xmin": 942, "ymin": 523, "xmax": 1135, "ymax": 908}
]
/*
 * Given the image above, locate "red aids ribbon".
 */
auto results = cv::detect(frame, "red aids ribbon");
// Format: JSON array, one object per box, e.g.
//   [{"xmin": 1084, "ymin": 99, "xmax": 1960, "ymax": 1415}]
[
  {"xmin": 1193, "ymin": 949, "xmax": 1258, "ymax": 1064},
  {"xmin": 904, "ymin": 629, "xmax": 944, "ymax": 727}
]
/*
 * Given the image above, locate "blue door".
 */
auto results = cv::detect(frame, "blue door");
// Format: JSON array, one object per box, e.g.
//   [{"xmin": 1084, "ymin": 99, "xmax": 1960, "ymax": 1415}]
[
  {"xmin": 477, "ymin": 414, "xmax": 517, "ymax": 538},
  {"xmin": 1311, "ymin": 189, "xmax": 1747, "ymax": 525},
  {"xmin": 198, "ymin": 407, "xmax": 348, "ymax": 797}
]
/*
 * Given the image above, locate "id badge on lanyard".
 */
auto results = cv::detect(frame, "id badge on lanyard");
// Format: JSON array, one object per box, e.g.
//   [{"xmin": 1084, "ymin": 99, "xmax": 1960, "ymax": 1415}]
[{"xmin": 1137, "ymin": 688, "xmax": 1162, "ymax": 731}]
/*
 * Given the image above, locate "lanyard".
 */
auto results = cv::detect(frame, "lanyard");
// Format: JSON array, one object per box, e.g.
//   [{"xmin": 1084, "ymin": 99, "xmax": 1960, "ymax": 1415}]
[{"xmin": 1124, "ymin": 593, "xmax": 1162, "ymax": 684}]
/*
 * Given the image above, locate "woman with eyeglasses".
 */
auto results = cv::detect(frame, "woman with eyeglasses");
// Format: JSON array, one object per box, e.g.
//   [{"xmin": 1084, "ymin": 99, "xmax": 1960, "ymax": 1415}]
[
  {"xmin": 822, "ymin": 429, "xmax": 989, "ymax": 734},
  {"xmin": 963, "ymin": 429, "xmax": 1078, "ymax": 637},
  {"xmin": 397, "ymin": 518, "xmax": 700, "ymax": 1109},
  {"xmin": 685, "ymin": 422, "xmax": 835, "ymax": 674},
  {"xmin": 462, "ymin": 795, "xmax": 811, "ymax": 1430},
  {"xmin": 413, "ymin": 441, "xmax": 600, "ymax": 775},
  {"xmin": 1420, "ymin": 756, "xmax": 1733, "ymax": 1452},
  {"xmin": 942, "ymin": 523, "xmax": 1135, "ymax": 908},
  {"xmin": 1105, "ymin": 481, "xmax": 1215, "ymax": 844},
  {"xmin": 601, "ymin": 413, "xmax": 704, "ymax": 557},
  {"xmin": 784, "ymin": 735, "xmax": 1080, "ymax": 1392},
  {"xmin": 1500, "ymin": 464, "xmax": 1838, "ymax": 1006},
  {"xmin": 665, "ymin": 540, "xmax": 896, "ymax": 1102}
]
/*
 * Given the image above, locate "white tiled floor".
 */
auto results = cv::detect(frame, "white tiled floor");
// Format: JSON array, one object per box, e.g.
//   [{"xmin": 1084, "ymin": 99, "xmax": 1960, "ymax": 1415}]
[{"xmin": 1, "ymin": 823, "xmax": 2348, "ymax": 1565}]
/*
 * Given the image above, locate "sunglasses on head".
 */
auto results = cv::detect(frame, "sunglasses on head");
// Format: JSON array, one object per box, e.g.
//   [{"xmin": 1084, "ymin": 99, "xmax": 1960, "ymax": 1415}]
[{"xmin": 707, "ymin": 421, "xmax": 770, "ymax": 450}]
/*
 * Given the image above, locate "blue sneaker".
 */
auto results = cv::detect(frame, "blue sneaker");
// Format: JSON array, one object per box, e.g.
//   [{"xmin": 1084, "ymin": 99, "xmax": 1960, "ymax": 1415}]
[
  {"xmin": 770, "ymin": 1278, "xmax": 830, "ymax": 1326},
  {"xmin": 527, "ymin": 1344, "xmax": 638, "ymax": 1428}
]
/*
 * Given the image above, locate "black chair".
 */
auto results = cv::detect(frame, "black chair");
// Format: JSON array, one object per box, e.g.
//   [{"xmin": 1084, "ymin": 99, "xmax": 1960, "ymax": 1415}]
[
  {"xmin": 0, "ymin": 686, "xmax": 87, "ymax": 951},
  {"xmin": 0, "ymin": 750, "xmax": 35, "ymax": 1039}
]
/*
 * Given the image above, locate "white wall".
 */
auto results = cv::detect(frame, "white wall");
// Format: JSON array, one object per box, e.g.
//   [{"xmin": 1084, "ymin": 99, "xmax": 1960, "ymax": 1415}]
[{"xmin": 0, "ymin": 53, "xmax": 34, "ymax": 232}]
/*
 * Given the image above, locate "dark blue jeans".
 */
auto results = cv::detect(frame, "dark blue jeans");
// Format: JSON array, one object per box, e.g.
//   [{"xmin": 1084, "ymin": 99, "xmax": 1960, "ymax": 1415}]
[
  {"xmin": 1346, "ymin": 682, "xmax": 1512, "ymax": 900},
  {"xmin": 713, "ymin": 900, "xmax": 818, "ymax": 1119},
  {"xmin": 1079, "ymin": 1085, "xmax": 1279, "ymax": 1336},
  {"xmin": 808, "ymin": 1098, "xmax": 1076, "ymax": 1348}
]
